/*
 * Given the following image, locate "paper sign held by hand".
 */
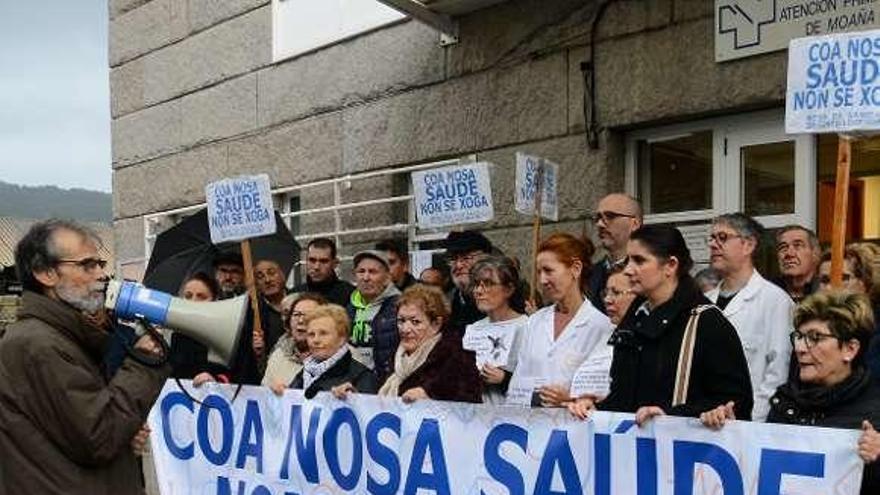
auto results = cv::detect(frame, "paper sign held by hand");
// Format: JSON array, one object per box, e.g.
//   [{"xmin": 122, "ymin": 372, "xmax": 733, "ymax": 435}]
[{"xmin": 206, "ymin": 174, "xmax": 276, "ymax": 244}]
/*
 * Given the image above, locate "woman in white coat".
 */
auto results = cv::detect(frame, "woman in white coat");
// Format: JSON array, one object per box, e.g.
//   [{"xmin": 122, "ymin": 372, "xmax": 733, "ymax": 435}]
[{"xmin": 508, "ymin": 232, "xmax": 614, "ymax": 407}]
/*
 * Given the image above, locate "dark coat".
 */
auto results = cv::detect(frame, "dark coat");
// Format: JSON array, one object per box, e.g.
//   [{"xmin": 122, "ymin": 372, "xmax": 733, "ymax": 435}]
[
  {"xmin": 396, "ymin": 272, "xmax": 418, "ymax": 292},
  {"xmin": 346, "ymin": 295, "xmax": 399, "ymax": 383},
  {"xmin": 598, "ymin": 280, "xmax": 754, "ymax": 419},
  {"xmin": 587, "ymin": 257, "xmax": 613, "ymax": 314},
  {"xmin": 767, "ymin": 368, "xmax": 880, "ymax": 495},
  {"xmin": 293, "ymin": 276, "xmax": 355, "ymax": 308},
  {"xmin": 229, "ymin": 298, "xmax": 285, "ymax": 385},
  {"xmin": 393, "ymin": 330, "xmax": 482, "ymax": 403},
  {"xmin": 448, "ymin": 289, "xmax": 484, "ymax": 336},
  {"xmin": 291, "ymin": 349, "xmax": 378, "ymax": 399},
  {"xmin": 0, "ymin": 291, "xmax": 170, "ymax": 495}
]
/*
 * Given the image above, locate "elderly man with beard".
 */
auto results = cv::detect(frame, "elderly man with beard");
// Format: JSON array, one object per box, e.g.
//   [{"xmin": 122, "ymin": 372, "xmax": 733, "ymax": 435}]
[
  {"xmin": 445, "ymin": 230, "xmax": 493, "ymax": 335},
  {"xmin": 0, "ymin": 219, "xmax": 169, "ymax": 494}
]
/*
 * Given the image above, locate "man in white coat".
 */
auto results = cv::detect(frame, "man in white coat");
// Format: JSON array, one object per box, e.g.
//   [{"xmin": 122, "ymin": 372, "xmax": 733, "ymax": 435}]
[{"xmin": 705, "ymin": 213, "xmax": 794, "ymax": 422}]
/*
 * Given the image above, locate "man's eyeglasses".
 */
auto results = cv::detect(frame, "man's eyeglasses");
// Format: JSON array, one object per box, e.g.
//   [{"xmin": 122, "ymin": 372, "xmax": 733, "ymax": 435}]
[
  {"xmin": 55, "ymin": 258, "xmax": 107, "ymax": 272},
  {"xmin": 590, "ymin": 210, "xmax": 636, "ymax": 224},
  {"xmin": 789, "ymin": 329, "xmax": 838, "ymax": 349},
  {"xmin": 447, "ymin": 252, "xmax": 480, "ymax": 267},
  {"xmin": 707, "ymin": 232, "xmax": 743, "ymax": 245}
]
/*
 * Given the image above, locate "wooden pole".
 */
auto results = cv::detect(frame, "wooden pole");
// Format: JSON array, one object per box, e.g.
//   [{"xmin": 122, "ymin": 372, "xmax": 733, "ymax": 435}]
[
  {"xmin": 530, "ymin": 162, "xmax": 545, "ymax": 304},
  {"xmin": 240, "ymin": 239, "xmax": 265, "ymax": 358},
  {"xmin": 830, "ymin": 135, "xmax": 853, "ymax": 289}
]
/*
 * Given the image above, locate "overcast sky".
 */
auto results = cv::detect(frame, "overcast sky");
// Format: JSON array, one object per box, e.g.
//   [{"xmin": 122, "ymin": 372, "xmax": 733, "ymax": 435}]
[{"xmin": 0, "ymin": 0, "xmax": 111, "ymax": 192}]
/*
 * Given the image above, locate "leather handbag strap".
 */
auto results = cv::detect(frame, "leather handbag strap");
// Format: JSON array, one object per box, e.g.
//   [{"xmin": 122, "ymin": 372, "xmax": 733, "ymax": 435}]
[{"xmin": 672, "ymin": 305, "xmax": 712, "ymax": 407}]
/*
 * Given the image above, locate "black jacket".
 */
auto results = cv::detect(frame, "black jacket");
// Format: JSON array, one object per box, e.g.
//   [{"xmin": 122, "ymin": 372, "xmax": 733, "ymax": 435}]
[
  {"xmin": 448, "ymin": 289, "xmax": 484, "ymax": 336},
  {"xmin": 228, "ymin": 299, "xmax": 285, "ymax": 385},
  {"xmin": 293, "ymin": 276, "xmax": 354, "ymax": 308},
  {"xmin": 291, "ymin": 350, "xmax": 378, "ymax": 399},
  {"xmin": 768, "ymin": 368, "xmax": 880, "ymax": 495},
  {"xmin": 598, "ymin": 280, "xmax": 754, "ymax": 419}
]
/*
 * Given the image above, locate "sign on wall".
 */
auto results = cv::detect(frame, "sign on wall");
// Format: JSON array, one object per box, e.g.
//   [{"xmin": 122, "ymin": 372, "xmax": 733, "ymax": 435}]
[
  {"xmin": 149, "ymin": 382, "xmax": 865, "ymax": 495},
  {"xmin": 411, "ymin": 162, "xmax": 494, "ymax": 228},
  {"xmin": 514, "ymin": 152, "xmax": 559, "ymax": 221},
  {"xmin": 786, "ymin": 28, "xmax": 880, "ymax": 133},
  {"xmin": 716, "ymin": 0, "xmax": 880, "ymax": 62},
  {"xmin": 206, "ymin": 174, "xmax": 276, "ymax": 244}
]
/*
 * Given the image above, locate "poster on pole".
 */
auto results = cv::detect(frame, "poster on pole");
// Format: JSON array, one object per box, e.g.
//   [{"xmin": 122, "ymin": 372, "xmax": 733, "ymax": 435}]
[
  {"xmin": 206, "ymin": 174, "xmax": 277, "ymax": 244},
  {"xmin": 786, "ymin": 29, "xmax": 880, "ymax": 134},
  {"xmin": 412, "ymin": 162, "xmax": 494, "ymax": 228},
  {"xmin": 515, "ymin": 152, "xmax": 559, "ymax": 221},
  {"xmin": 149, "ymin": 381, "xmax": 865, "ymax": 495}
]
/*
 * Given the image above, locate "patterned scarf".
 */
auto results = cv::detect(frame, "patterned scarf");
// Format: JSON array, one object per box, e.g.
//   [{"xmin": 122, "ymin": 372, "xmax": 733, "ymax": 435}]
[
  {"xmin": 378, "ymin": 332, "xmax": 442, "ymax": 397},
  {"xmin": 302, "ymin": 345, "xmax": 349, "ymax": 390}
]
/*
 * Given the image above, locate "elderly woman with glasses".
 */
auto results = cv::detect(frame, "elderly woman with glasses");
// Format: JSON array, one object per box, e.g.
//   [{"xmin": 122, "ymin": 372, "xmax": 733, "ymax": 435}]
[
  {"xmin": 263, "ymin": 293, "xmax": 326, "ymax": 393},
  {"xmin": 701, "ymin": 291, "xmax": 880, "ymax": 494},
  {"xmin": 334, "ymin": 284, "xmax": 482, "ymax": 403}
]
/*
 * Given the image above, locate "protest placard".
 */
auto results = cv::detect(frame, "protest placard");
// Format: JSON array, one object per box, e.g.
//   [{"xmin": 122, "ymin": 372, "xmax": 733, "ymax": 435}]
[
  {"xmin": 411, "ymin": 163, "xmax": 494, "ymax": 228},
  {"xmin": 514, "ymin": 152, "xmax": 558, "ymax": 221},
  {"xmin": 206, "ymin": 174, "xmax": 276, "ymax": 244},
  {"xmin": 786, "ymin": 29, "xmax": 880, "ymax": 134},
  {"xmin": 149, "ymin": 381, "xmax": 864, "ymax": 495}
]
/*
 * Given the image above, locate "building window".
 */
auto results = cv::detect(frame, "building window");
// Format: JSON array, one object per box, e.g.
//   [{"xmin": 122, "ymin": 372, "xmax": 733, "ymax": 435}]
[
  {"xmin": 741, "ymin": 141, "xmax": 796, "ymax": 217},
  {"xmin": 636, "ymin": 130, "xmax": 713, "ymax": 215}
]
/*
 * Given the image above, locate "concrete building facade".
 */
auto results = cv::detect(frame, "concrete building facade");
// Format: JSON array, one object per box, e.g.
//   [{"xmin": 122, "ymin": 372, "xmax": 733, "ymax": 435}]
[{"xmin": 110, "ymin": 0, "xmax": 877, "ymax": 279}]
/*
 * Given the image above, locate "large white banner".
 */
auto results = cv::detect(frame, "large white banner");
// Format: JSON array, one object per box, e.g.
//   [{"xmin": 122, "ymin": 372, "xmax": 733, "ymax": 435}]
[
  {"xmin": 786, "ymin": 29, "xmax": 880, "ymax": 134},
  {"xmin": 149, "ymin": 381, "xmax": 864, "ymax": 495}
]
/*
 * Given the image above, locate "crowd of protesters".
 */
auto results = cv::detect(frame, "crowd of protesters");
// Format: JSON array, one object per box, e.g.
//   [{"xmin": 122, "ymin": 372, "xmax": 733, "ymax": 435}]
[
  {"xmin": 5, "ymin": 192, "xmax": 880, "ymax": 493},
  {"xmin": 155, "ymin": 192, "xmax": 880, "ymax": 493}
]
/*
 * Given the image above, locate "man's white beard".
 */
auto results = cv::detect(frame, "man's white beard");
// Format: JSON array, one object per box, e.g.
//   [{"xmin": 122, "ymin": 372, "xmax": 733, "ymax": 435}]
[{"xmin": 56, "ymin": 280, "xmax": 106, "ymax": 315}]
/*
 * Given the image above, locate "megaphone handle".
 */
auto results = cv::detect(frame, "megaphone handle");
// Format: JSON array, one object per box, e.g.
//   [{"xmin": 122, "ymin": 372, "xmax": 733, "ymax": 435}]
[
  {"xmin": 241, "ymin": 240, "xmax": 265, "ymax": 359},
  {"xmin": 125, "ymin": 319, "xmax": 170, "ymax": 368}
]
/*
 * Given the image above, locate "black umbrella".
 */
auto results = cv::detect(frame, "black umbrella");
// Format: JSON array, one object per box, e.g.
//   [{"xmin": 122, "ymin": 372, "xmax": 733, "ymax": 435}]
[{"xmin": 142, "ymin": 209, "xmax": 299, "ymax": 294}]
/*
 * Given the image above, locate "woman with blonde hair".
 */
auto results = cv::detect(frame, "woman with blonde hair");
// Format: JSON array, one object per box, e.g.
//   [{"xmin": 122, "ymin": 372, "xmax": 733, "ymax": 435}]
[{"xmin": 288, "ymin": 304, "xmax": 377, "ymax": 399}]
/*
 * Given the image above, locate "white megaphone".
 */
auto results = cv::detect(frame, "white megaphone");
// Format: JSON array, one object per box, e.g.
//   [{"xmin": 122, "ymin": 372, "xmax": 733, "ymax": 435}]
[{"xmin": 104, "ymin": 280, "xmax": 248, "ymax": 367}]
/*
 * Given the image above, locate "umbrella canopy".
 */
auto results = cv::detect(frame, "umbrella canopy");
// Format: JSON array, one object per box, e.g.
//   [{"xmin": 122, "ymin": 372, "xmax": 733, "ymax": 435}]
[{"xmin": 142, "ymin": 209, "xmax": 299, "ymax": 294}]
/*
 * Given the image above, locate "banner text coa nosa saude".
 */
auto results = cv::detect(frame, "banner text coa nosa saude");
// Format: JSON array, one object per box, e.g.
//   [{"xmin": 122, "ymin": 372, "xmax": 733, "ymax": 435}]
[
  {"xmin": 149, "ymin": 382, "xmax": 864, "ymax": 495},
  {"xmin": 412, "ymin": 163, "xmax": 493, "ymax": 229}
]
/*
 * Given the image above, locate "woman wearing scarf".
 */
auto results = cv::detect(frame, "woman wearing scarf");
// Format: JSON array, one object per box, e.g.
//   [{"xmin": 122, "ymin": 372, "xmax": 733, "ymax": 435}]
[
  {"xmin": 263, "ymin": 293, "xmax": 326, "ymax": 392},
  {"xmin": 289, "ymin": 304, "xmax": 377, "ymax": 399},
  {"xmin": 702, "ymin": 291, "xmax": 880, "ymax": 494},
  {"xmin": 334, "ymin": 284, "xmax": 481, "ymax": 403}
]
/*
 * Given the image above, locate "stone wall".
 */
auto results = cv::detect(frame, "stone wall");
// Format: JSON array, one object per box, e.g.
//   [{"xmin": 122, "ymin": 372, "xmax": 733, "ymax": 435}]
[{"xmin": 109, "ymin": 0, "xmax": 785, "ymax": 273}]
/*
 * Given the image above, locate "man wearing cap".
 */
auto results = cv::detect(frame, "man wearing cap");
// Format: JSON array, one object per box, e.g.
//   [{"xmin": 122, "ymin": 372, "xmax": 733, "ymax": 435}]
[
  {"xmin": 445, "ymin": 230, "xmax": 492, "ymax": 335},
  {"xmin": 346, "ymin": 250, "xmax": 401, "ymax": 382},
  {"xmin": 213, "ymin": 252, "xmax": 245, "ymax": 300}
]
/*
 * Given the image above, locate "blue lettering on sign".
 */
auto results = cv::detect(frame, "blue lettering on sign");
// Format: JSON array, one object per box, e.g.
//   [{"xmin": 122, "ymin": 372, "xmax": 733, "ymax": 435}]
[
  {"xmin": 324, "ymin": 408, "xmax": 364, "ymax": 491},
  {"xmin": 483, "ymin": 424, "xmax": 528, "ymax": 495},
  {"xmin": 198, "ymin": 395, "xmax": 235, "ymax": 466},
  {"xmin": 756, "ymin": 449, "xmax": 824, "ymax": 495},
  {"xmin": 236, "ymin": 400, "xmax": 265, "ymax": 474},
  {"xmin": 673, "ymin": 441, "xmax": 743, "ymax": 495},
  {"xmin": 280, "ymin": 405, "xmax": 321, "ymax": 482},
  {"xmin": 366, "ymin": 413, "xmax": 402, "ymax": 495},
  {"xmin": 160, "ymin": 391, "xmax": 194, "ymax": 460},
  {"xmin": 404, "ymin": 419, "xmax": 451, "ymax": 495},
  {"xmin": 534, "ymin": 430, "xmax": 582, "ymax": 495}
]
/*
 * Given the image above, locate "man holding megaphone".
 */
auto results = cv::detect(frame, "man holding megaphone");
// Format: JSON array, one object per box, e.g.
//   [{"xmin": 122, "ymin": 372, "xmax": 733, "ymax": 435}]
[{"xmin": 0, "ymin": 219, "xmax": 171, "ymax": 495}]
